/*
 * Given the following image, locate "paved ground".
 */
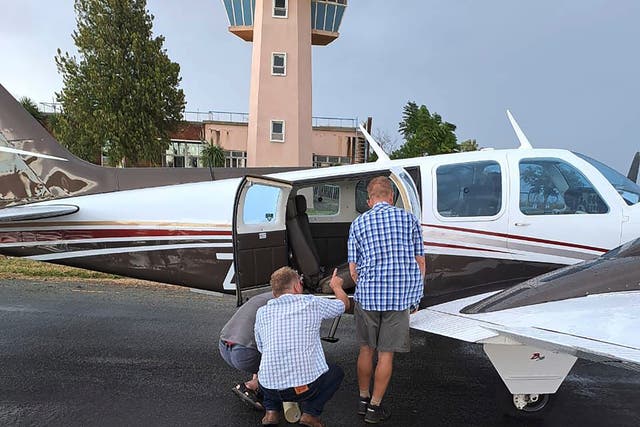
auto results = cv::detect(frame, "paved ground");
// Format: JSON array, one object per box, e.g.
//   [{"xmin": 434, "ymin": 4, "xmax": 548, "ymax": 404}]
[{"xmin": 0, "ymin": 279, "xmax": 639, "ymax": 427}]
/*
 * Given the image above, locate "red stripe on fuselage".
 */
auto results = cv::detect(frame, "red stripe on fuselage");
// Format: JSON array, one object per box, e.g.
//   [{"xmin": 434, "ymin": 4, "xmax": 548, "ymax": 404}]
[
  {"xmin": 423, "ymin": 223, "xmax": 608, "ymax": 253},
  {"xmin": 424, "ymin": 241, "xmax": 509, "ymax": 254},
  {"xmin": 0, "ymin": 229, "xmax": 232, "ymax": 244}
]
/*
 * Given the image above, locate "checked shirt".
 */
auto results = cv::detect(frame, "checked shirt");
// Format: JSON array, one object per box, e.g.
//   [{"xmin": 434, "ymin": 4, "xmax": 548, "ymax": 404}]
[
  {"xmin": 348, "ymin": 201, "xmax": 424, "ymax": 311},
  {"xmin": 255, "ymin": 294, "xmax": 344, "ymax": 390}
]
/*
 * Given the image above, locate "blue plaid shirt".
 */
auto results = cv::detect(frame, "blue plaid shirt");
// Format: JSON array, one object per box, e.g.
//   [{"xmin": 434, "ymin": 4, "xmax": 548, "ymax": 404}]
[
  {"xmin": 348, "ymin": 202, "xmax": 424, "ymax": 311},
  {"xmin": 255, "ymin": 294, "xmax": 345, "ymax": 390}
]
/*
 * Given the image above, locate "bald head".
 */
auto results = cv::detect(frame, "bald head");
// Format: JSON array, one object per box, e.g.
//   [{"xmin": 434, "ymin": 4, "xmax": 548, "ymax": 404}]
[{"xmin": 367, "ymin": 176, "xmax": 394, "ymax": 205}]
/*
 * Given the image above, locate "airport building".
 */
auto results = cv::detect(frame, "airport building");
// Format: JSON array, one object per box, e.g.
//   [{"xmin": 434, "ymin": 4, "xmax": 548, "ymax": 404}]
[{"xmin": 213, "ymin": 0, "xmax": 365, "ymax": 167}]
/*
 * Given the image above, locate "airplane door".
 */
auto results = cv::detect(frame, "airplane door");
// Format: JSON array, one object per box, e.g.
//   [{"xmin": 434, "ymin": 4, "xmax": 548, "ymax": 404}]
[
  {"xmin": 233, "ymin": 176, "xmax": 292, "ymax": 305},
  {"xmin": 506, "ymin": 152, "xmax": 623, "ymax": 268},
  {"xmin": 390, "ymin": 167, "xmax": 422, "ymax": 221}
]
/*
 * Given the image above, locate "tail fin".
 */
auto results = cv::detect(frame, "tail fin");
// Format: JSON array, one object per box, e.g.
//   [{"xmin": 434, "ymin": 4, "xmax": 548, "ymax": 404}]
[
  {"xmin": 627, "ymin": 152, "xmax": 640, "ymax": 183},
  {"xmin": 0, "ymin": 84, "xmax": 297, "ymax": 207}
]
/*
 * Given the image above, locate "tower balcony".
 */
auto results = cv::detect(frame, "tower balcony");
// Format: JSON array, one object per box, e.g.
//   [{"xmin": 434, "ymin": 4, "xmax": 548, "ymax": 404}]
[{"xmin": 221, "ymin": 0, "xmax": 347, "ymax": 44}]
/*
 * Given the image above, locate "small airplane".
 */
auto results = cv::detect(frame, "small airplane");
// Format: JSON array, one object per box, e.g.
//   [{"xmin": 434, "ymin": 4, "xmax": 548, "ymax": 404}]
[
  {"xmin": 410, "ymin": 237, "xmax": 640, "ymax": 414},
  {"xmin": 2, "ymin": 83, "xmax": 640, "ymax": 414},
  {"xmin": 2, "ymin": 83, "xmax": 640, "ymax": 308}
]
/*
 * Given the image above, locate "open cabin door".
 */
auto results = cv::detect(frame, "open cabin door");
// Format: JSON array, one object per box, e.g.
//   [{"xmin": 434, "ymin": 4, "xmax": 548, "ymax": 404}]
[
  {"xmin": 233, "ymin": 176, "xmax": 292, "ymax": 305},
  {"xmin": 390, "ymin": 167, "xmax": 422, "ymax": 221}
]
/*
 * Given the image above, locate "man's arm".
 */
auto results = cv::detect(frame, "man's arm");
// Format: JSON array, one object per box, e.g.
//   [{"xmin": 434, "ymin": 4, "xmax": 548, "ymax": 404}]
[
  {"xmin": 254, "ymin": 312, "xmax": 263, "ymax": 353},
  {"xmin": 415, "ymin": 255, "xmax": 425, "ymax": 278},
  {"xmin": 348, "ymin": 262, "xmax": 358, "ymax": 284},
  {"xmin": 329, "ymin": 268, "xmax": 349, "ymax": 312}
]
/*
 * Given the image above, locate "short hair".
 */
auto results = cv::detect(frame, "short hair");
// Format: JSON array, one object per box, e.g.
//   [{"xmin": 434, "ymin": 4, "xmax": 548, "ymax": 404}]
[
  {"xmin": 270, "ymin": 266, "xmax": 299, "ymax": 297},
  {"xmin": 367, "ymin": 176, "xmax": 393, "ymax": 200}
]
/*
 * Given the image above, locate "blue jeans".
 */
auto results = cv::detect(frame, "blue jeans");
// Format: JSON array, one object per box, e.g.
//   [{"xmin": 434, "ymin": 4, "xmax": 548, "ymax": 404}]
[
  {"xmin": 259, "ymin": 364, "xmax": 344, "ymax": 417},
  {"xmin": 218, "ymin": 340, "xmax": 261, "ymax": 374}
]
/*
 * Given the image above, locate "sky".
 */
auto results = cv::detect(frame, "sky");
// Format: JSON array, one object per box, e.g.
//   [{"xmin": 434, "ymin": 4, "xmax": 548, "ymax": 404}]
[{"xmin": 2, "ymin": 0, "xmax": 640, "ymax": 172}]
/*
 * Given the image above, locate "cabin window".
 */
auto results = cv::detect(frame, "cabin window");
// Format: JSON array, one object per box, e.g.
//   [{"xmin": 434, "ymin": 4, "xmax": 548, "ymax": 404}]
[
  {"xmin": 297, "ymin": 184, "xmax": 340, "ymax": 216},
  {"xmin": 243, "ymin": 184, "xmax": 281, "ymax": 224},
  {"xmin": 273, "ymin": 0, "xmax": 287, "ymax": 18},
  {"xmin": 272, "ymin": 53, "xmax": 286, "ymax": 76},
  {"xmin": 519, "ymin": 159, "xmax": 609, "ymax": 215},
  {"xmin": 436, "ymin": 161, "xmax": 502, "ymax": 217},
  {"xmin": 355, "ymin": 179, "xmax": 400, "ymax": 214}
]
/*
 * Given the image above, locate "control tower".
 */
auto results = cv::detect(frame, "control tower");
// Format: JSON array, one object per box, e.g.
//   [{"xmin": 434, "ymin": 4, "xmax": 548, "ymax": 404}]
[{"xmin": 222, "ymin": 0, "xmax": 347, "ymax": 166}]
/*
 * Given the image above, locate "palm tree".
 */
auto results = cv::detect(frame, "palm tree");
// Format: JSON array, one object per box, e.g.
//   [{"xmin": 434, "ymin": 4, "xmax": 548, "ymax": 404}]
[{"xmin": 201, "ymin": 141, "xmax": 225, "ymax": 167}]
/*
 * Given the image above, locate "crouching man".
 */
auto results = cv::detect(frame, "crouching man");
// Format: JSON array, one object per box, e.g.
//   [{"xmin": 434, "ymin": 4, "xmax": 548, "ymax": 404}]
[
  {"xmin": 219, "ymin": 291, "xmax": 272, "ymax": 409},
  {"xmin": 256, "ymin": 267, "xmax": 349, "ymax": 427}
]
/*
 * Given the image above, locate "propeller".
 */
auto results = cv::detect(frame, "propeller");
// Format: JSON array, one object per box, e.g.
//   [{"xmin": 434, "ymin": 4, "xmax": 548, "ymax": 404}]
[
  {"xmin": 0, "ymin": 145, "xmax": 68, "ymax": 161},
  {"xmin": 506, "ymin": 110, "xmax": 533, "ymax": 149}
]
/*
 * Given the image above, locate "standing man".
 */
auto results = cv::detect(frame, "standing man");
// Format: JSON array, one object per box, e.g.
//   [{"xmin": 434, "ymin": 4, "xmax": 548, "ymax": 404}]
[
  {"xmin": 255, "ymin": 267, "xmax": 349, "ymax": 427},
  {"xmin": 348, "ymin": 176, "xmax": 425, "ymax": 424},
  {"xmin": 219, "ymin": 291, "xmax": 272, "ymax": 409}
]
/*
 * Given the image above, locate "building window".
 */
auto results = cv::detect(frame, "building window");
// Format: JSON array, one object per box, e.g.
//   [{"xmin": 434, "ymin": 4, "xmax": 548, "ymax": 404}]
[
  {"xmin": 225, "ymin": 150, "xmax": 247, "ymax": 168},
  {"xmin": 273, "ymin": 0, "xmax": 287, "ymax": 18},
  {"xmin": 312, "ymin": 154, "xmax": 350, "ymax": 168},
  {"xmin": 272, "ymin": 53, "xmax": 286, "ymax": 76},
  {"xmin": 270, "ymin": 120, "xmax": 285, "ymax": 142}
]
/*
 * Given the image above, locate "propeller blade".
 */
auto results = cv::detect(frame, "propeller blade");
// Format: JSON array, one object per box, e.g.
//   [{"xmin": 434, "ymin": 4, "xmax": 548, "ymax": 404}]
[{"xmin": 0, "ymin": 145, "xmax": 68, "ymax": 161}]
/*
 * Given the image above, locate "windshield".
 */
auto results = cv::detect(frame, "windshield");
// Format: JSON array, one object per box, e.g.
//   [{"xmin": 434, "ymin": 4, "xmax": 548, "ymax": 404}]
[{"xmin": 574, "ymin": 152, "xmax": 640, "ymax": 205}]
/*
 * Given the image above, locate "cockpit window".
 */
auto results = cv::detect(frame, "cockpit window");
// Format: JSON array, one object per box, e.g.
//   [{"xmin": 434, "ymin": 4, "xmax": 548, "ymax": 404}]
[
  {"xmin": 574, "ymin": 152, "xmax": 640, "ymax": 205},
  {"xmin": 519, "ymin": 158, "xmax": 608, "ymax": 215}
]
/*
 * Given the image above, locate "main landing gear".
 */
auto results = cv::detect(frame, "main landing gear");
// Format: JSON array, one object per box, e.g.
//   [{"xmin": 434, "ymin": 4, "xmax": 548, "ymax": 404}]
[{"xmin": 512, "ymin": 393, "xmax": 550, "ymax": 412}]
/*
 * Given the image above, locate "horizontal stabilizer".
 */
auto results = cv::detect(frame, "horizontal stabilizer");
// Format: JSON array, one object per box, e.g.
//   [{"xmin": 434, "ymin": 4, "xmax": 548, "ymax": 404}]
[{"xmin": 0, "ymin": 204, "xmax": 79, "ymax": 222}]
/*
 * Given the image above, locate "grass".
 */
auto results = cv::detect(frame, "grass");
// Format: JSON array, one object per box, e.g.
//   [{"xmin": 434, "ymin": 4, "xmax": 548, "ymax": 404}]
[{"xmin": 0, "ymin": 255, "xmax": 122, "ymax": 280}]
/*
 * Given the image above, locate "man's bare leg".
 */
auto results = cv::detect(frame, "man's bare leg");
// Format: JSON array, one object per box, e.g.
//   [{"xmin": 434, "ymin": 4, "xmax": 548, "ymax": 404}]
[
  {"xmin": 357, "ymin": 345, "xmax": 375, "ymax": 397},
  {"xmin": 370, "ymin": 351, "xmax": 394, "ymax": 406}
]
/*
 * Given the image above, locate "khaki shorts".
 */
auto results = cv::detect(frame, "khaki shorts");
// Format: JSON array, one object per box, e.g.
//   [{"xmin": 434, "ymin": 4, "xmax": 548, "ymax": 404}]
[{"xmin": 354, "ymin": 302, "xmax": 410, "ymax": 353}]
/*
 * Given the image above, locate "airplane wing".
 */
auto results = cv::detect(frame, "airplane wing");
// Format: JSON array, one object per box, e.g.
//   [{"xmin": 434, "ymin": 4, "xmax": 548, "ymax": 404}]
[
  {"xmin": 410, "ymin": 290, "xmax": 640, "ymax": 371},
  {"xmin": 0, "ymin": 204, "xmax": 79, "ymax": 222}
]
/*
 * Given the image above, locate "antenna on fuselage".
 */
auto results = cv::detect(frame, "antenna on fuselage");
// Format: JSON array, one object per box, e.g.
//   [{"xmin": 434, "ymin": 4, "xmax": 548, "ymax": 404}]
[
  {"xmin": 506, "ymin": 110, "xmax": 533, "ymax": 149},
  {"xmin": 358, "ymin": 124, "xmax": 390, "ymax": 163}
]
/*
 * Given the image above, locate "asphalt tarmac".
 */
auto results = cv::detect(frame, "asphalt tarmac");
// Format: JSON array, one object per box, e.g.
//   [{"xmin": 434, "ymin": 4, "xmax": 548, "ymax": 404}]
[{"xmin": 0, "ymin": 279, "xmax": 639, "ymax": 427}]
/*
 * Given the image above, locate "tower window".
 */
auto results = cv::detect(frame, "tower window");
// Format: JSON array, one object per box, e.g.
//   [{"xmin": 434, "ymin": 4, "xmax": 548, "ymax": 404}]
[
  {"xmin": 270, "ymin": 120, "xmax": 285, "ymax": 142},
  {"xmin": 272, "ymin": 53, "xmax": 286, "ymax": 76},
  {"xmin": 273, "ymin": 0, "xmax": 287, "ymax": 18}
]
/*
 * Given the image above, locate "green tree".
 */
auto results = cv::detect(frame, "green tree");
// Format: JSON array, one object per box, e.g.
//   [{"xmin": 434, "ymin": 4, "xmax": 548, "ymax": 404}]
[
  {"xmin": 55, "ymin": 0, "xmax": 185, "ymax": 166},
  {"xmin": 201, "ymin": 142, "xmax": 225, "ymax": 167},
  {"xmin": 391, "ymin": 101, "xmax": 458, "ymax": 159},
  {"xmin": 19, "ymin": 97, "xmax": 45, "ymax": 125},
  {"xmin": 459, "ymin": 139, "xmax": 479, "ymax": 152}
]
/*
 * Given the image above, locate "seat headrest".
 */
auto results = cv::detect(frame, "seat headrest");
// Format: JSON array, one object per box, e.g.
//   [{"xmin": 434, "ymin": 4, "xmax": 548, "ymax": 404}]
[
  {"xmin": 295, "ymin": 195, "xmax": 307, "ymax": 214},
  {"xmin": 286, "ymin": 199, "xmax": 297, "ymax": 220}
]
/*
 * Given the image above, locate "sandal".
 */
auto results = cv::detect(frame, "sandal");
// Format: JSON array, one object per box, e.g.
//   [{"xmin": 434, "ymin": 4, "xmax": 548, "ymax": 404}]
[{"xmin": 232, "ymin": 383, "xmax": 264, "ymax": 411}]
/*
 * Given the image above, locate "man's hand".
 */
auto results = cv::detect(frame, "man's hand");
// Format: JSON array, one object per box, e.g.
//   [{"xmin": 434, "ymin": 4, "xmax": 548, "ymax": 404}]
[
  {"xmin": 329, "ymin": 268, "xmax": 349, "ymax": 312},
  {"xmin": 329, "ymin": 268, "xmax": 344, "ymax": 292}
]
